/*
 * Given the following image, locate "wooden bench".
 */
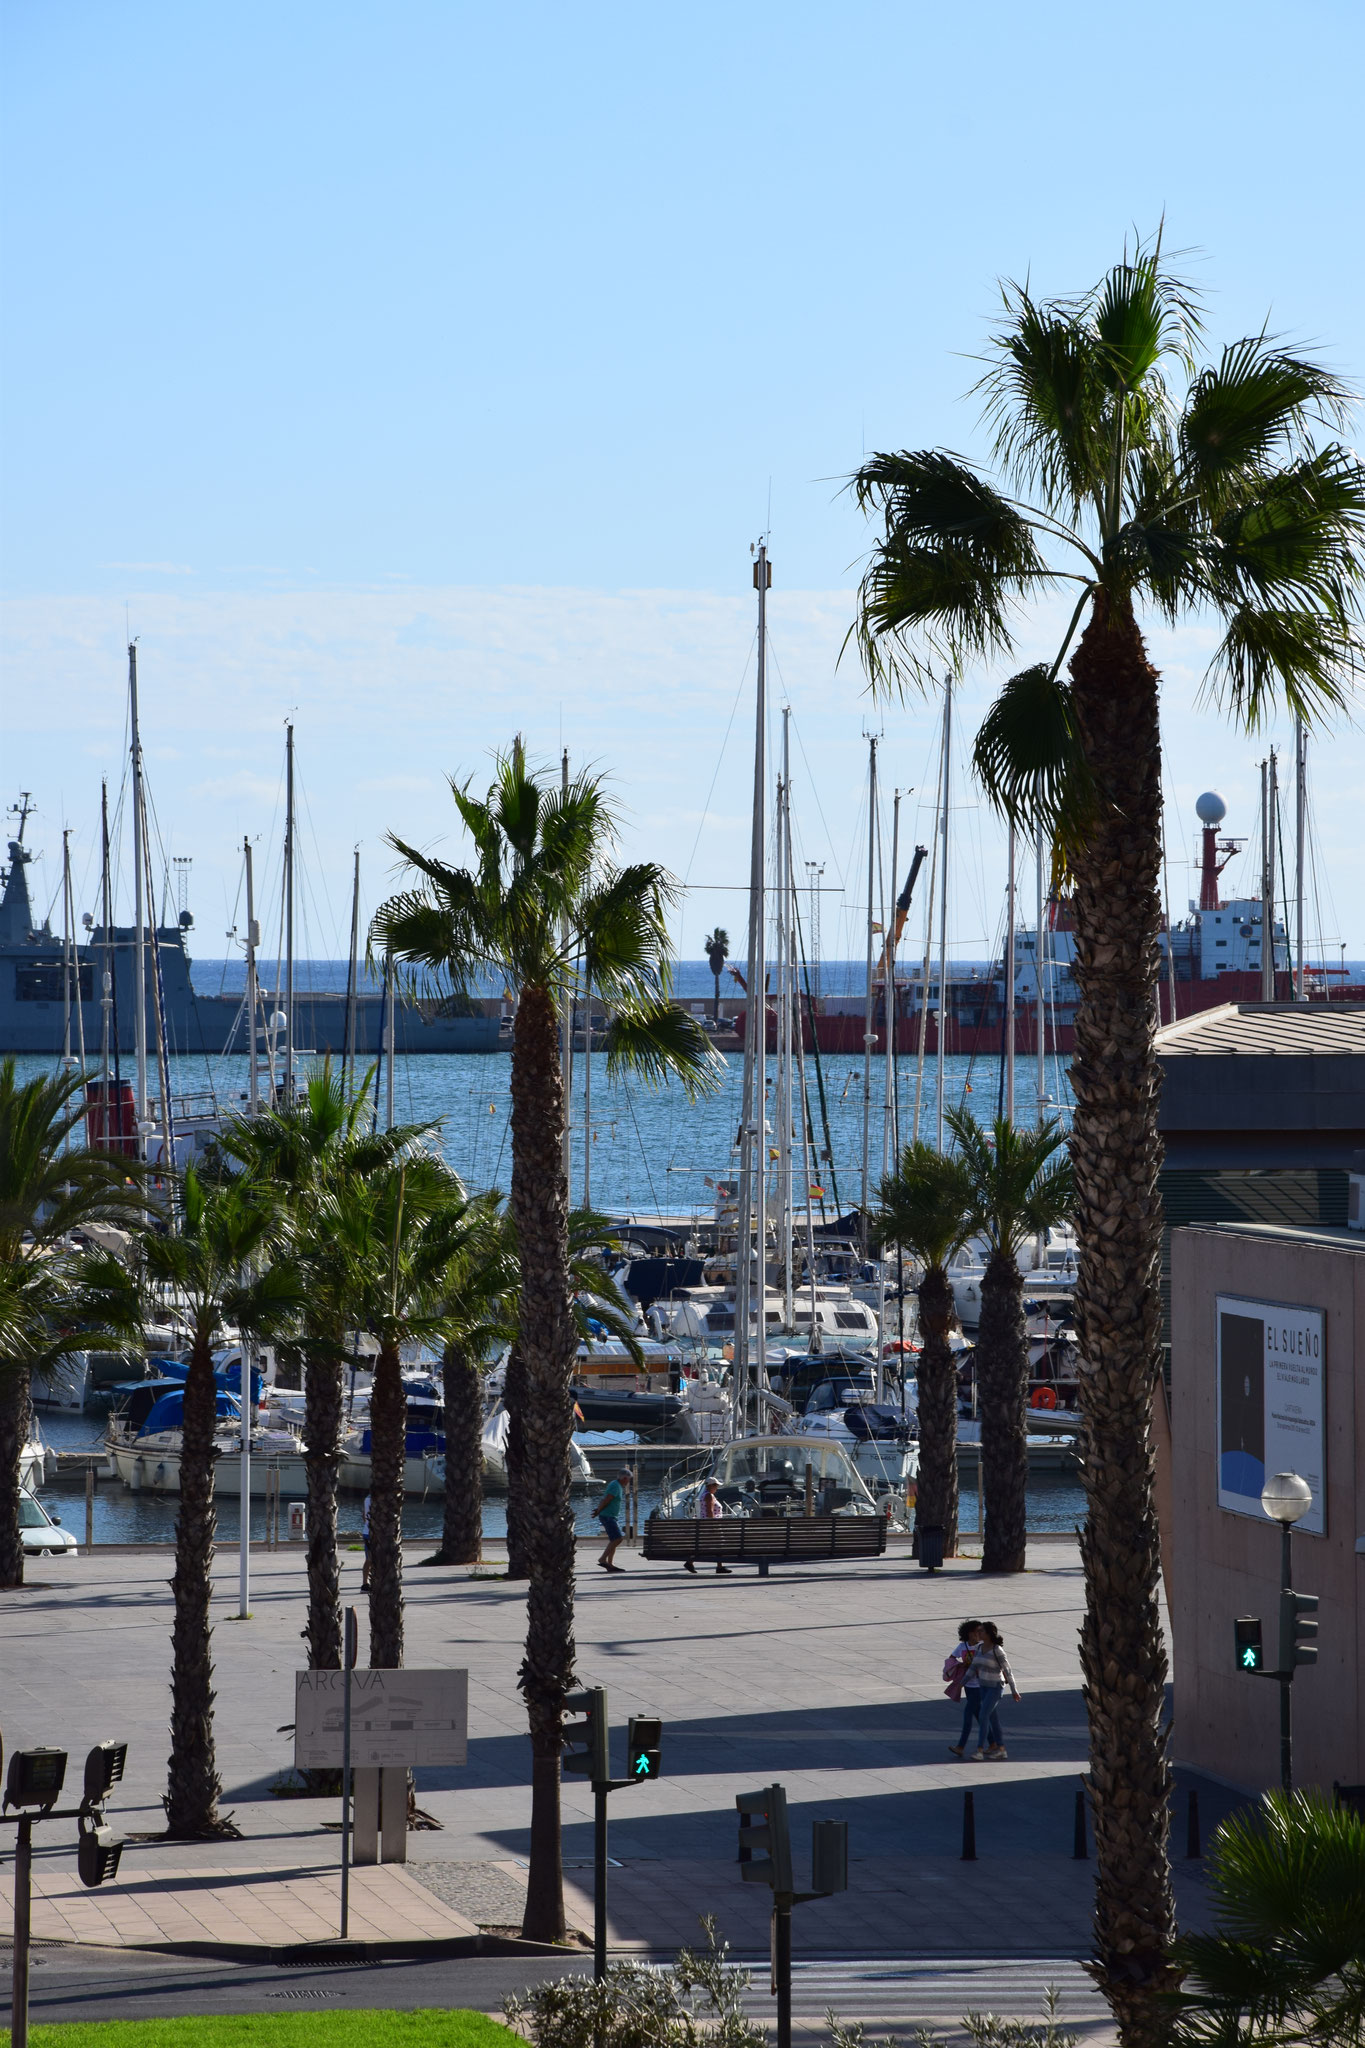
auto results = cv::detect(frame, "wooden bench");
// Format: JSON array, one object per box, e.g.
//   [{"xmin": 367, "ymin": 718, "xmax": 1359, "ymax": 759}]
[{"xmin": 641, "ymin": 1511, "xmax": 887, "ymax": 1576}]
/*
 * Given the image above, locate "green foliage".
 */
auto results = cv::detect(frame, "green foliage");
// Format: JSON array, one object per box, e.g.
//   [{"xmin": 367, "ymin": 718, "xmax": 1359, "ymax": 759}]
[
  {"xmin": 372, "ymin": 738, "xmax": 721, "ymax": 1102},
  {"xmin": 505, "ymin": 1919, "xmax": 767, "ymax": 2048},
  {"xmin": 872, "ymin": 1142, "xmax": 978, "ymax": 1274},
  {"xmin": 138, "ymin": 1165, "xmax": 303, "ymax": 1355},
  {"xmin": 829, "ymin": 1983, "xmax": 1079, "ymax": 2048},
  {"xmin": 944, "ymin": 1108, "xmax": 1073, "ymax": 1258},
  {"xmin": 848, "ymin": 238, "xmax": 1365, "ymax": 836},
  {"xmin": 1169, "ymin": 1790, "xmax": 1365, "ymax": 2045}
]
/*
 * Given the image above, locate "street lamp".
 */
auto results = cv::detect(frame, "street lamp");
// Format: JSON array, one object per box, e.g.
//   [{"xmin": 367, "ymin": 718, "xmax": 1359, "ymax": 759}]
[{"xmin": 1261, "ymin": 1471, "xmax": 1318, "ymax": 1793}]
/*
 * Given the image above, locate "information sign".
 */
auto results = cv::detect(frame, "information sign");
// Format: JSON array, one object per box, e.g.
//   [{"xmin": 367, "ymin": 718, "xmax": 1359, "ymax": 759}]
[
  {"xmin": 294, "ymin": 1668, "xmax": 468, "ymax": 1770},
  {"xmin": 1216, "ymin": 1295, "xmax": 1324, "ymax": 1535}
]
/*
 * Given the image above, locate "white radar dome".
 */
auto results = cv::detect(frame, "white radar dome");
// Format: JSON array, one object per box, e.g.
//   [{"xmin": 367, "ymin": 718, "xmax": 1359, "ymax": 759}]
[{"xmin": 1195, "ymin": 791, "xmax": 1227, "ymax": 826}]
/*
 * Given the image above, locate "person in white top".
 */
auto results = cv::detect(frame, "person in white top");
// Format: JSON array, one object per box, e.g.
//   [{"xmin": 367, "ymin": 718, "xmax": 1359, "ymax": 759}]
[
  {"xmin": 964, "ymin": 1621, "xmax": 1021, "ymax": 1760},
  {"xmin": 684, "ymin": 1476, "xmax": 732, "ymax": 1576}
]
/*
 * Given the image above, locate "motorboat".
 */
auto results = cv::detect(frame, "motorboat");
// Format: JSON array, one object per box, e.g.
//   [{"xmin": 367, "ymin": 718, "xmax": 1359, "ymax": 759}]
[
  {"xmin": 793, "ymin": 1377, "xmax": 919, "ymax": 1499},
  {"xmin": 19, "ymin": 1431, "xmax": 48, "ymax": 1492},
  {"xmin": 479, "ymin": 1403, "xmax": 595, "ymax": 1492},
  {"xmin": 30, "ymin": 1351, "xmax": 90, "ymax": 1412},
  {"xmin": 105, "ymin": 1383, "xmax": 310, "ymax": 1496},
  {"xmin": 657, "ymin": 1434, "xmax": 898, "ymax": 1525}
]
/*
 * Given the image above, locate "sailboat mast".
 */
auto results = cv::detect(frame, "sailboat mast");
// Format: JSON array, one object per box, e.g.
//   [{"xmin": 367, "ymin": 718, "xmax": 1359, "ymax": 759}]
[
  {"xmin": 935, "ymin": 676, "xmax": 952, "ymax": 1151},
  {"xmin": 1295, "ymin": 720, "xmax": 1307, "ymax": 1002},
  {"xmin": 1035, "ymin": 832, "xmax": 1046, "ymax": 1126},
  {"xmin": 343, "ymin": 847, "xmax": 360, "ymax": 1093},
  {"xmin": 779, "ymin": 710, "xmax": 794, "ymax": 1332},
  {"xmin": 860, "ymin": 735, "xmax": 878, "ymax": 1242},
  {"xmin": 1004, "ymin": 822, "xmax": 1016, "ymax": 1123},
  {"xmin": 245, "ymin": 837, "xmax": 260, "ymax": 1115},
  {"xmin": 284, "ymin": 723, "xmax": 296, "ymax": 1102},
  {"xmin": 385, "ymin": 952, "xmax": 396, "ymax": 1131},
  {"xmin": 129, "ymin": 643, "xmax": 148, "ymax": 1134},
  {"xmin": 99, "ymin": 785, "xmax": 112, "ymax": 1117},
  {"xmin": 877, "ymin": 786, "xmax": 900, "ymax": 1383},
  {"xmin": 61, "ymin": 830, "xmax": 73, "ymax": 1069},
  {"xmin": 735, "ymin": 543, "xmax": 770, "ymax": 1427}
]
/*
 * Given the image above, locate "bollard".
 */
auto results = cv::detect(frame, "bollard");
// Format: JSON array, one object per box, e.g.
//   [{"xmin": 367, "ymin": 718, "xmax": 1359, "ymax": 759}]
[
  {"xmin": 85, "ymin": 1465, "xmax": 95, "ymax": 1553},
  {"xmin": 1185, "ymin": 1787, "xmax": 1201, "ymax": 1860},
  {"xmin": 1073, "ymin": 1779, "xmax": 1088, "ymax": 1860},
  {"xmin": 961, "ymin": 1787, "xmax": 977, "ymax": 1861}
]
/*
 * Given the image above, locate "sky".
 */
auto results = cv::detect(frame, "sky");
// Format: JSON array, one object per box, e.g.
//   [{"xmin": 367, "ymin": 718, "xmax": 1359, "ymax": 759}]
[{"xmin": 3, "ymin": 0, "xmax": 1363, "ymax": 960}]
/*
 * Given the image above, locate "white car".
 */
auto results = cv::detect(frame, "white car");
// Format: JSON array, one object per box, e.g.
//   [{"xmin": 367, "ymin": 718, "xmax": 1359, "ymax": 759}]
[{"xmin": 19, "ymin": 1490, "xmax": 78, "ymax": 1557}]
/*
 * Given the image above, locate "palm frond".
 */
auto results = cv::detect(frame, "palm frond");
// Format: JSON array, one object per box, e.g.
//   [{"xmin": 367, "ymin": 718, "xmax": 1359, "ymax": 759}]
[
  {"xmin": 976, "ymin": 290, "xmax": 1114, "ymax": 516},
  {"xmin": 971, "ymin": 662, "xmax": 1097, "ymax": 860},
  {"xmin": 603, "ymin": 1002, "xmax": 724, "ymax": 1099},
  {"xmin": 1179, "ymin": 337, "xmax": 1356, "ymax": 509},
  {"xmin": 848, "ymin": 452, "xmax": 1050, "ymax": 694},
  {"xmin": 872, "ymin": 1144, "xmax": 977, "ymax": 1271},
  {"xmin": 1203, "ymin": 601, "xmax": 1361, "ymax": 730}
]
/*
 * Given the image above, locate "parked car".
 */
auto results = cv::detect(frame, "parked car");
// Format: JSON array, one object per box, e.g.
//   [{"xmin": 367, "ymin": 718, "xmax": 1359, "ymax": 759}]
[{"xmin": 19, "ymin": 1489, "xmax": 78, "ymax": 1557}]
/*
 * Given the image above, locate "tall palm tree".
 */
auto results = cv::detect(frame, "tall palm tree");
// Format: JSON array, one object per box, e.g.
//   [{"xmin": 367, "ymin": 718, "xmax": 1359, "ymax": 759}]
[
  {"xmin": 139, "ymin": 1166, "xmax": 303, "ymax": 1836},
  {"xmin": 703, "ymin": 928, "xmax": 729, "ymax": 1025},
  {"xmin": 306, "ymin": 1154, "xmax": 469, "ymax": 1672},
  {"xmin": 372, "ymin": 740, "xmax": 720, "ymax": 1944},
  {"xmin": 872, "ymin": 1143, "xmax": 977, "ymax": 1558},
  {"xmin": 944, "ymin": 1108, "xmax": 1072, "ymax": 1574},
  {"xmin": 214, "ymin": 1068, "xmax": 434, "ymax": 1671},
  {"xmin": 0, "ymin": 1059, "xmax": 148, "ymax": 1588},
  {"xmin": 850, "ymin": 244, "xmax": 1365, "ymax": 2043}
]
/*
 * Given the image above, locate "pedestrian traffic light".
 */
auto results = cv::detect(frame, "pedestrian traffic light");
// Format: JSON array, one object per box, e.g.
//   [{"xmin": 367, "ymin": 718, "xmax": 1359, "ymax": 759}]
[
  {"xmin": 736, "ymin": 1783, "xmax": 792, "ymax": 1893},
  {"xmin": 1234, "ymin": 1618, "xmax": 1264, "ymax": 1672},
  {"xmin": 562, "ymin": 1686, "xmax": 609, "ymax": 1784},
  {"xmin": 626, "ymin": 1717, "xmax": 662, "ymax": 1782},
  {"xmin": 77, "ymin": 1816, "xmax": 123, "ymax": 1888},
  {"xmin": 1280, "ymin": 1589, "xmax": 1319, "ymax": 1670}
]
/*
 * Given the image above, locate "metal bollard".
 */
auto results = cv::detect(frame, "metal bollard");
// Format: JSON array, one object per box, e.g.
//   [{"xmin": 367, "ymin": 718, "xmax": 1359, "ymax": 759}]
[
  {"xmin": 1073, "ymin": 1779, "xmax": 1088, "ymax": 1860},
  {"xmin": 1185, "ymin": 1788, "xmax": 1201, "ymax": 1860},
  {"xmin": 961, "ymin": 1788, "xmax": 977, "ymax": 1861},
  {"xmin": 85, "ymin": 1465, "xmax": 95, "ymax": 1553}
]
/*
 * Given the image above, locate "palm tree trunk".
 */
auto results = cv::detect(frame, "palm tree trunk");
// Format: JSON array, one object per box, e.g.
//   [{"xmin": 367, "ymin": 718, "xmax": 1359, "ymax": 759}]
[
  {"xmin": 368, "ymin": 1339, "xmax": 406, "ymax": 1670},
  {"xmin": 503, "ymin": 1339, "xmax": 529, "ymax": 1581},
  {"xmin": 438, "ymin": 1340, "xmax": 483, "ymax": 1564},
  {"xmin": 165, "ymin": 1332, "xmax": 224, "ymax": 1837},
  {"xmin": 303, "ymin": 1355, "xmax": 344, "ymax": 1670},
  {"xmin": 977, "ymin": 1248, "xmax": 1028, "ymax": 1574},
  {"xmin": 712, "ymin": 971, "xmax": 720, "ymax": 1025},
  {"xmin": 1068, "ymin": 591, "xmax": 1176, "ymax": 2041},
  {"xmin": 913, "ymin": 1267, "xmax": 959, "ymax": 1556},
  {"xmin": 0, "ymin": 1368, "xmax": 31, "ymax": 1590},
  {"xmin": 509, "ymin": 983, "xmax": 576, "ymax": 1946}
]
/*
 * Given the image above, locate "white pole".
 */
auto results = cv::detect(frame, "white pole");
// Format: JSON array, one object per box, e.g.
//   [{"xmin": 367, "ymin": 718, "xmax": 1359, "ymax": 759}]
[
  {"xmin": 935, "ymin": 676, "xmax": 952, "ymax": 1152},
  {"xmin": 238, "ymin": 1338, "xmax": 252, "ymax": 1618},
  {"xmin": 860, "ymin": 735, "xmax": 878, "ymax": 1239},
  {"xmin": 877, "ymin": 788, "xmax": 900, "ymax": 1397},
  {"xmin": 560, "ymin": 750, "xmax": 574, "ymax": 1187},
  {"xmin": 245, "ymin": 839, "xmax": 260, "ymax": 1116},
  {"xmin": 1035, "ymin": 832, "xmax": 1046, "ymax": 1127},
  {"xmin": 385, "ymin": 952, "xmax": 396, "ymax": 1130},
  {"xmin": 285, "ymin": 725, "xmax": 296, "ymax": 1102},
  {"xmin": 735, "ymin": 544, "xmax": 769, "ymax": 1430},
  {"xmin": 1295, "ymin": 720, "xmax": 1307, "ymax": 1002},
  {"xmin": 130, "ymin": 644, "xmax": 148, "ymax": 1134},
  {"xmin": 61, "ymin": 830, "xmax": 74, "ymax": 1073},
  {"xmin": 1004, "ymin": 822, "xmax": 1016, "ymax": 1124},
  {"xmin": 752, "ymin": 547, "xmax": 768, "ymax": 1411},
  {"xmin": 779, "ymin": 710, "xmax": 794, "ymax": 1332}
]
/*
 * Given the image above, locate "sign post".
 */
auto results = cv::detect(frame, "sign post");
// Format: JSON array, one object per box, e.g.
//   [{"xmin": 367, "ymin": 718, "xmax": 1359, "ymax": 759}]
[
  {"xmin": 295, "ymin": 1666, "xmax": 468, "ymax": 1875},
  {"xmin": 339, "ymin": 1607, "xmax": 357, "ymax": 1937}
]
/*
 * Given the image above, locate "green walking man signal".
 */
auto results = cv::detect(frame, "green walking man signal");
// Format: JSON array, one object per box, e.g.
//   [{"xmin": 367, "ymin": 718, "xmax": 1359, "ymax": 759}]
[
  {"xmin": 627, "ymin": 1717, "xmax": 662, "ymax": 1782},
  {"xmin": 1234, "ymin": 1618, "xmax": 1264, "ymax": 1671}
]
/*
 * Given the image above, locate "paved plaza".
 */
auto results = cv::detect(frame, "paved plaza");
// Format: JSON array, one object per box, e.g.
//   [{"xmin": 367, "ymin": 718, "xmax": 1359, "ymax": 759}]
[{"xmin": 0, "ymin": 1533, "xmax": 1243, "ymax": 2039}]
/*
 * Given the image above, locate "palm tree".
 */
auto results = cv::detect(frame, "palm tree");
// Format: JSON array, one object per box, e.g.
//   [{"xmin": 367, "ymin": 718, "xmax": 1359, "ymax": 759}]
[
  {"xmin": 872, "ymin": 1142, "xmax": 977, "ymax": 1558},
  {"xmin": 0, "ymin": 1059, "xmax": 148, "ymax": 1588},
  {"xmin": 703, "ymin": 928, "xmax": 729, "ymax": 1025},
  {"xmin": 214, "ymin": 1068, "xmax": 434, "ymax": 1672},
  {"xmin": 851, "ymin": 245, "xmax": 1365, "ymax": 2042},
  {"xmin": 139, "ymin": 1166, "xmax": 303, "ymax": 1836},
  {"xmin": 372, "ymin": 740, "xmax": 720, "ymax": 1944},
  {"xmin": 944, "ymin": 1108, "xmax": 1072, "ymax": 1575},
  {"xmin": 1170, "ymin": 1790, "xmax": 1365, "ymax": 2045},
  {"xmin": 307, "ymin": 1154, "xmax": 469, "ymax": 1672}
]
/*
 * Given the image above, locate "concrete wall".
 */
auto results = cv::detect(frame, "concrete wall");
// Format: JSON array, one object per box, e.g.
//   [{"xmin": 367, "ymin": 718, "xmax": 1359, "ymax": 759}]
[{"xmin": 1169, "ymin": 1224, "xmax": 1365, "ymax": 1792}]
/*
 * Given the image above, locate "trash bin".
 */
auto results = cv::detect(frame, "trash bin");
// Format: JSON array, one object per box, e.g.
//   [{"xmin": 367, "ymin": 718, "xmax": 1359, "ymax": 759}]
[{"xmin": 287, "ymin": 1501, "xmax": 306, "ymax": 1541}]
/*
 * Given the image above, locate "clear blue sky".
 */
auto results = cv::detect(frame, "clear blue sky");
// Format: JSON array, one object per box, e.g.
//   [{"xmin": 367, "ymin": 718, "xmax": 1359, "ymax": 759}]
[{"xmin": 4, "ymin": 0, "xmax": 1363, "ymax": 955}]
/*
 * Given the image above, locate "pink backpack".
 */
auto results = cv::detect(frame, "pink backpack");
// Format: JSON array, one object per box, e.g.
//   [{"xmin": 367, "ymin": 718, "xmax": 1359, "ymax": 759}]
[{"xmin": 942, "ymin": 1647, "xmax": 969, "ymax": 1701}]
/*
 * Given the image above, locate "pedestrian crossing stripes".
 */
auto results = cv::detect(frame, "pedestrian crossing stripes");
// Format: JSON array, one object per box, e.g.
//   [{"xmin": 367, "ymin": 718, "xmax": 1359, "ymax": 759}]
[{"xmin": 739, "ymin": 1958, "xmax": 1106, "ymax": 2029}]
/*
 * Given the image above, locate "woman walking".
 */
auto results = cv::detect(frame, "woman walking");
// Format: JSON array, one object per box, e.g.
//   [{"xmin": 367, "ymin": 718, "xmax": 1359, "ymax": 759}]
[
  {"xmin": 945, "ymin": 1619, "xmax": 999, "ymax": 1758},
  {"xmin": 965, "ymin": 1621, "xmax": 1020, "ymax": 1760}
]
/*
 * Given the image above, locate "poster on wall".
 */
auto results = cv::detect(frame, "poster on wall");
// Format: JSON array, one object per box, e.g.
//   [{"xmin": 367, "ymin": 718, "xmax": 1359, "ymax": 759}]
[{"xmin": 1216, "ymin": 1295, "xmax": 1325, "ymax": 1535}]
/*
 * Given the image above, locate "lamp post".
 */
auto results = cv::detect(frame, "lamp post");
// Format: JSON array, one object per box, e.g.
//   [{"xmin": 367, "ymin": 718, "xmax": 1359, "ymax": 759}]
[{"xmin": 1260, "ymin": 1471, "xmax": 1316, "ymax": 1793}]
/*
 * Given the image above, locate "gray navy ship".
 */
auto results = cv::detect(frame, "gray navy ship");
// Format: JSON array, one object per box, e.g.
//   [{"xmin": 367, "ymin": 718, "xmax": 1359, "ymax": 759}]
[{"xmin": 0, "ymin": 799, "xmax": 501, "ymax": 1057}]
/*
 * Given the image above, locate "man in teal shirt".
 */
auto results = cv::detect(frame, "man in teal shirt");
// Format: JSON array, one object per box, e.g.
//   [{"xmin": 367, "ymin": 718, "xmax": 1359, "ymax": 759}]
[{"xmin": 594, "ymin": 1469, "xmax": 630, "ymax": 1573}]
